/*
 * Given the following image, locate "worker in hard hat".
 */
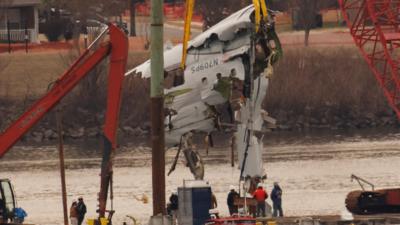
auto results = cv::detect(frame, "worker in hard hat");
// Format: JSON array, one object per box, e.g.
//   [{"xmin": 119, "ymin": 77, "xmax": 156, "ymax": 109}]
[
  {"xmin": 70, "ymin": 201, "xmax": 78, "ymax": 225},
  {"xmin": 252, "ymin": 183, "xmax": 268, "ymax": 217},
  {"xmin": 271, "ymin": 182, "xmax": 283, "ymax": 217},
  {"xmin": 227, "ymin": 185, "xmax": 240, "ymax": 216},
  {"xmin": 76, "ymin": 197, "xmax": 87, "ymax": 225},
  {"xmin": 167, "ymin": 192, "xmax": 179, "ymax": 225}
]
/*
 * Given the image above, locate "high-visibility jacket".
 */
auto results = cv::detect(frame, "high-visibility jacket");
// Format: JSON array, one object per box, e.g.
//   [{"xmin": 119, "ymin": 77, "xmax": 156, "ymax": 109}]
[{"xmin": 253, "ymin": 188, "xmax": 268, "ymax": 202}]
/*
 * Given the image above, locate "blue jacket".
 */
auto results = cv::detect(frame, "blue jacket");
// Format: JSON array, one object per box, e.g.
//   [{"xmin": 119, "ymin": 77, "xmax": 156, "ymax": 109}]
[
  {"xmin": 271, "ymin": 186, "xmax": 282, "ymax": 205},
  {"xmin": 14, "ymin": 208, "xmax": 27, "ymax": 219}
]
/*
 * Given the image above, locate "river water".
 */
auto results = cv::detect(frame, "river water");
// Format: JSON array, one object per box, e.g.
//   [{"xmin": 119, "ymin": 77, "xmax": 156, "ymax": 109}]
[{"xmin": 1, "ymin": 128, "xmax": 400, "ymax": 225}]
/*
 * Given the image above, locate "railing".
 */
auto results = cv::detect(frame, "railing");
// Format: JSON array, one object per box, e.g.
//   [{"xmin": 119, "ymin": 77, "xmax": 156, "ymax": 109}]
[{"xmin": 0, "ymin": 29, "xmax": 36, "ymax": 42}]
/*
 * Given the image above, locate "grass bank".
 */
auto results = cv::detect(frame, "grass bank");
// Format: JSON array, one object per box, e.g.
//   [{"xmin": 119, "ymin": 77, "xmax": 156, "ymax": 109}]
[{"xmin": 265, "ymin": 46, "xmax": 395, "ymax": 130}]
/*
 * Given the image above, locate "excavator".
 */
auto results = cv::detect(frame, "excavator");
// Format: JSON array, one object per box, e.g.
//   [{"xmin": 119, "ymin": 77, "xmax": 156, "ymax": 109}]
[{"xmin": 0, "ymin": 23, "xmax": 128, "ymax": 224}]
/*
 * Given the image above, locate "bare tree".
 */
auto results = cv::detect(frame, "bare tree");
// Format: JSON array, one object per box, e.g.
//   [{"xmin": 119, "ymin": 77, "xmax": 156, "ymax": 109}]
[
  {"xmin": 129, "ymin": 0, "xmax": 146, "ymax": 37},
  {"xmin": 290, "ymin": 0, "xmax": 337, "ymax": 46},
  {"xmin": 196, "ymin": 0, "xmax": 251, "ymax": 30},
  {"xmin": 290, "ymin": 0, "xmax": 321, "ymax": 46},
  {"xmin": 0, "ymin": 0, "xmax": 11, "ymax": 25},
  {"xmin": 129, "ymin": 0, "xmax": 136, "ymax": 36},
  {"xmin": 42, "ymin": 0, "xmax": 127, "ymax": 25}
]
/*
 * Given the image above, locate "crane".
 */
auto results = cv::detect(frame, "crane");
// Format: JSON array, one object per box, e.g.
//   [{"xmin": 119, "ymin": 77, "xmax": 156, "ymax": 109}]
[
  {"xmin": 339, "ymin": 0, "xmax": 400, "ymax": 215},
  {"xmin": 0, "ymin": 23, "xmax": 128, "ymax": 223}
]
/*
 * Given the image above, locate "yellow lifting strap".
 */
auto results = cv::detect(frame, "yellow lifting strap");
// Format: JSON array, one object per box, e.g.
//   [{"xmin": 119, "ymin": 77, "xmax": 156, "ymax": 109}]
[
  {"xmin": 253, "ymin": 0, "xmax": 261, "ymax": 32},
  {"xmin": 180, "ymin": 0, "xmax": 195, "ymax": 69},
  {"xmin": 252, "ymin": 0, "xmax": 268, "ymax": 32},
  {"xmin": 260, "ymin": 0, "xmax": 268, "ymax": 19}
]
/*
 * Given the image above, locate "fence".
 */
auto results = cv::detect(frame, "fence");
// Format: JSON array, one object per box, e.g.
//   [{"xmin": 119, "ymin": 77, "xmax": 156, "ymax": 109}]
[
  {"xmin": 135, "ymin": 2, "xmax": 203, "ymax": 21},
  {"xmin": 0, "ymin": 29, "xmax": 36, "ymax": 43},
  {"xmin": 87, "ymin": 26, "xmax": 103, "ymax": 41}
]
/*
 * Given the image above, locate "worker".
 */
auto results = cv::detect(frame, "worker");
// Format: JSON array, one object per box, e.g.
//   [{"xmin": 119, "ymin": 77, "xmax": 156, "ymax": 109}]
[
  {"xmin": 253, "ymin": 183, "xmax": 268, "ymax": 217},
  {"xmin": 14, "ymin": 207, "xmax": 27, "ymax": 224},
  {"xmin": 227, "ymin": 185, "xmax": 240, "ymax": 216},
  {"xmin": 70, "ymin": 201, "xmax": 78, "ymax": 225},
  {"xmin": 211, "ymin": 191, "xmax": 218, "ymax": 209},
  {"xmin": 76, "ymin": 197, "xmax": 87, "ymax": 225},
  {"xmin": 271, "ymin": 182, "xmax": 283, "ymax": 217},
  {"xmin": 210, "ymin": 191, "xmax": 219, "ymax": 219},
  {"xmin": 0, "ymin": 198, "xmax": 4, "ymax": 223},
  {"xmin": 167, "ymin": 192, "xmax": 179, "ymax": 225},
  {"xmin": 213, "ymin": 73, "xmax": 234, "ymax": 123}
]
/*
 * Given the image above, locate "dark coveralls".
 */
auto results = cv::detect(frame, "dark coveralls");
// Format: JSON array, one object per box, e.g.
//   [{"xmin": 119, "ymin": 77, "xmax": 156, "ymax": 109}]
[
  {"xmin": 271, "ymin": 185, "xmax": 283, "ymax": 217},
  {"xmin": 167, "ymin": 193, "xmax": 178, "ymax": 215},
  {"xmin": 227, "ymin": 190, "xmax": 240, "ymax": 215},
  {"xmin": 167, "ymin": 193, "xmax": 179, "ymax": 225},
  {"xmin": 77, "ymin": 200, "xmax": 87, "ymax": 225}
]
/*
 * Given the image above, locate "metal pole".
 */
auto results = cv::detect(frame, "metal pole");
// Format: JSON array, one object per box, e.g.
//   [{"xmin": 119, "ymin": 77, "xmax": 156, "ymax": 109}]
[
  {"xmin": 7, "ymin": 20, "xmax": 11, "ymax": 53},
  {"xmin": 24, "ymin": 20, "xmax": 28, "ymax": 53},
  {"xmin": 231, "ymin": 136, "xmax": 235, "ymax": 167},
  {"xmin": 150, "ymin": 0, "xmax": 165, "ymax": 216},
  {"xmin": 56, "ymin": 107, "xmax": 69, "ymax": 225}
]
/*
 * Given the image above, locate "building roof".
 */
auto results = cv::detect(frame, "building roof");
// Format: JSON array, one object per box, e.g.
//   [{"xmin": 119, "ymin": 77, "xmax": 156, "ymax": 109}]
[{"xmin": 1, "ymin": 0, "xmax": 41, "ymax": 7}]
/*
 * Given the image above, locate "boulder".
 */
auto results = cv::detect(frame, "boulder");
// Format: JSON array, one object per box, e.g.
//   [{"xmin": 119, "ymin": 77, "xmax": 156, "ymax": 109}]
[
  {"xmin": 68, "ymin": 127, "xmax": 85, "ymax": 139},
  {"xmin": 44, "ymin": 129, "xmax": 56, "ymax": 139},
  {"xmin": 86, "ymin": 127, "xmax": 100, "ymax": 138},
  {"xmin": 32, "ymin": 131, "xmax": 44, "ymax": 143}
]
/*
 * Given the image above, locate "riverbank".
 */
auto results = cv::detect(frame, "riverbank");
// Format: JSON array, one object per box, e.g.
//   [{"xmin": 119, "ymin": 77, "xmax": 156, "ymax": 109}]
[{"xmin": 0, "ymin": 45, "xmax": 398, "ymax": 144}]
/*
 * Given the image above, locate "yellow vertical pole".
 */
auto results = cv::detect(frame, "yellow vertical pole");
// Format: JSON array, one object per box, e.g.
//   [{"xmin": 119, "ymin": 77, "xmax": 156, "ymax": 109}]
[
  {"xmin": 252, "ymin": 0, "xmax": 261, "ymax": 32},
  {"xmin": 180, "ymin": 0, "xmax": 195, "ymax": 69}
]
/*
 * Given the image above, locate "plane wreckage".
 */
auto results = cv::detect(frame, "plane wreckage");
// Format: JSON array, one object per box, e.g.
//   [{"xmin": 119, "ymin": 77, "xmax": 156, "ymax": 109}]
[{"xmin": 127, "ymin": 4, "xmax": 282, "ymax": 186}]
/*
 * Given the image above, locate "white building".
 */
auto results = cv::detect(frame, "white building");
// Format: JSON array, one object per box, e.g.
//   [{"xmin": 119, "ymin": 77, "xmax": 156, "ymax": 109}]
[{"xmin": 0, "ymin": 0, "xmax": 40, "ymax": 43}]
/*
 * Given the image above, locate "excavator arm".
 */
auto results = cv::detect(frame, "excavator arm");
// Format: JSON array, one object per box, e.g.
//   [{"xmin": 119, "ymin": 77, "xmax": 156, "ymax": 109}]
[{"xmin": 0, "ymin": 24, "xmax": 128, "ymax": 219}]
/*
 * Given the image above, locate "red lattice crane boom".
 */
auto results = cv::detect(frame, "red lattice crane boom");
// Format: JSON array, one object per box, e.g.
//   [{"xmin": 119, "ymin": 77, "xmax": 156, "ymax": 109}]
[
  {"xmin": 340, "ymin": 0, "xmax": 400, "ymax": 119},
  {"xmin": 340, "ymin": 0, "xmax": 400, "ymax": 215}
]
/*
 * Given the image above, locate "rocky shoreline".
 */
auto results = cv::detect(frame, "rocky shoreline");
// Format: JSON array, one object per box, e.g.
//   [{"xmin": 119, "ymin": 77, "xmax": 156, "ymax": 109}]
[
  {"xmin": 1, "ymin": 104, "xmax": 398, "ymax": 144},
  {"xmin": 272, "ymin": 106, "xmax": 399, "ymax": 132}
]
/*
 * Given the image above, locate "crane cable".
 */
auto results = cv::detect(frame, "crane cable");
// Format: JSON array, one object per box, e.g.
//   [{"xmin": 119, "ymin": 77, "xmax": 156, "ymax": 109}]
[{"xmin": 180, "ymin": 0, "xmax": 195, "ymax": 69}]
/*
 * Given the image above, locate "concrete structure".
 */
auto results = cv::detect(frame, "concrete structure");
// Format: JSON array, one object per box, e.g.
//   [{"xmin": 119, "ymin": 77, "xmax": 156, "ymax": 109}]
[{"xmin": 0, "ymin": 0, "xmax": 40, "ymax": 43}]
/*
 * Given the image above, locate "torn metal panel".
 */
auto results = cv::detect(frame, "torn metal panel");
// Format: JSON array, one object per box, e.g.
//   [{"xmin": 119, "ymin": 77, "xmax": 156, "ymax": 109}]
[
  {"xmin": 126, "ymin": 5, "xmax": 255, "ymax": 80},
  {"xmin": 189, "ymin": 5, "xmax": 254, "ymax": 48},
  {"xmin": 236, "ymin": 76, "xmax": 269, "ymax": 132},
  {"xmin": 236, "ymin": 75, "xmax": 270, "ymax": 178},
  {"xmin": 236, "ymin": 124, "xmax": 264, "ymax": 178},
  {"xmin": 165, "ymin": 100, "xmax": 215, "ymax": 145}
]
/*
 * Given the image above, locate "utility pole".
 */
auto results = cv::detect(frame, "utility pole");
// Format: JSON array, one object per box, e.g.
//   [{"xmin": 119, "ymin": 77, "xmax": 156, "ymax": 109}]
[
  {"xmin": 150, "ymin": 0, "xmax": 165, "ymax": 216},
  {"xmin": 56, "ymin": 107, "xmax": 69, "ymax": 225},
  {"xmin": 129, "ymin": 0, "xmax": 136, "ymax": 36}
]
